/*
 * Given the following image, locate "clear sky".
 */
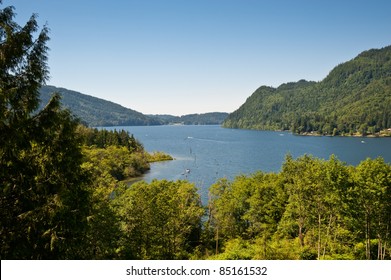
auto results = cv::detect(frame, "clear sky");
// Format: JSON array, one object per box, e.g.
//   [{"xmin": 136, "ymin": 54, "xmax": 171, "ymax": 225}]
[{"xmin": 5, "ymin": 0, "xmax": 391, "ymax": 115}]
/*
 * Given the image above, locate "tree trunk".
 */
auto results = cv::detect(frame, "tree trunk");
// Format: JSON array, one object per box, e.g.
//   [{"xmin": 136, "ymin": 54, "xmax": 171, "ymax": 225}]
[
  {"xmin": 299, "ymin": 225, "xmax": 304, "ymax": 247},
  {"xmin": 322, "ymin": 214, "xmax": 333, "ymax": 259},
  {"xmin": 378, "ymin": 235, "xmax": 382, "ymax": 260},
  {"xmin": 318, "ymin": 213, "xmax": 321, "ymax": 259},
  {"xmin": 365, "ymin": 212, "xmax": 371, "ymax": 260},
  {"xmin": 263, "ymin": 234, "xmax": 267, "ymax": 259},
  {"xmin": 215, "ymin": 227, "xmax": 219, "ymax": 255},
  {"xmin": 382, "ymin": 241, "xmax": 387, "ymax": 260}
]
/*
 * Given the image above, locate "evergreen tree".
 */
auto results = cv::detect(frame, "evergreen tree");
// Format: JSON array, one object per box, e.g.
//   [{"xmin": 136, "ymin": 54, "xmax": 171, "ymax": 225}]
[{"xmin": 0, "ymin": 2, "xmax": 91, "ymax": 259}]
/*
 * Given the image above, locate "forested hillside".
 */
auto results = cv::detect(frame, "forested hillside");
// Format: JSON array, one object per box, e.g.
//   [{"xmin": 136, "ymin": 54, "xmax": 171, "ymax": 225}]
[
  {"xmin": 39, "ymin": 86, "xmax": 163, "ymax": 126},
  {"xmin": 40, "ymin": 86, "xmax": 228, "ymax": 126},
  {"xmin": 151, "ymin": 112, "xmax": 229, "ymax": 125},
  {"xmin": 223, "ymin": 46, "xmax": 391, "ymax": 136}
]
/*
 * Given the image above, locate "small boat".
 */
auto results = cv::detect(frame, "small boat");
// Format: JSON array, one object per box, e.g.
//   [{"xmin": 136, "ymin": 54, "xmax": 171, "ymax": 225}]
[{"xmin": 181, "ymin": 169, "xmax": 191, "ymax": 176}]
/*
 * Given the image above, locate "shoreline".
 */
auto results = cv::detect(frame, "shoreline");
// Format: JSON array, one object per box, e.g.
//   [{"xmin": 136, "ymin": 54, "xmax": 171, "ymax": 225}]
[
  {"xmin": 223, "ymin": 126, "xmax": 391, "ymax": 138},
  {"xmin": 298, "ymin": 131, "xmax": 391, "ymax": 138},
  {"xmin": 122, "ymin": 151, "xmax": 174, "ymax": 186}
]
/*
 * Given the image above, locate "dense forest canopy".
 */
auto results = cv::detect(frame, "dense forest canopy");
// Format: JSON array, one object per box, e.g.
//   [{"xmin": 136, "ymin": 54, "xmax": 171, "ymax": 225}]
[
  {"xmin": 206, "ymin": 155, "xmax": 391, "ymax": 260},
  {"xmin": 223, "ymin": 46, "xmax": 391, "ymax": 136}
]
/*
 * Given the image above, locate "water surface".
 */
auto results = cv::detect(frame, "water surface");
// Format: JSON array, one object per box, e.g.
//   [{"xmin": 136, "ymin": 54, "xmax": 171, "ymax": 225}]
[{"xmin": 110, "ymin": 125, "xmax": 391, "ymax": 202}]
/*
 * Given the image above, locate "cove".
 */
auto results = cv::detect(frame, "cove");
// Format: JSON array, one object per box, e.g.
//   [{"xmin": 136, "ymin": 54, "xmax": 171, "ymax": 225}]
[{"xmin": 107, "ymin": 125, "xmax": 391, "ymax": 202}]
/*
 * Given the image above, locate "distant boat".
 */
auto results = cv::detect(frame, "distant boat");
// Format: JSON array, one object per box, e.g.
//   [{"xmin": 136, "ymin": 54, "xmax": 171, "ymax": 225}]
[
  {"xmin": 181, "ymin": 169, "xmax": 191, "ymax": 176},
  {"xmin": 361, "ymin": 140, "xmax": 365, "ymax": 144}
]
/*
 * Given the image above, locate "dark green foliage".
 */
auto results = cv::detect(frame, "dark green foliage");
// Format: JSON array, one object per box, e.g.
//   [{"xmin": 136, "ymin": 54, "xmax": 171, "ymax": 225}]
[
  {"xmin": 223, "ymin": 46, "xmax": 391, "ymax": 136},
  {"xmin": 0, "ymin": 3, "xmax": 91, "ymax": 259},
  {"xmin": 39, "ymin": 85, "xmax": 163, "ymax": 127},
  {"xmin": 76, "ymin": 125, "xmax": 144, "ymax": 152}
]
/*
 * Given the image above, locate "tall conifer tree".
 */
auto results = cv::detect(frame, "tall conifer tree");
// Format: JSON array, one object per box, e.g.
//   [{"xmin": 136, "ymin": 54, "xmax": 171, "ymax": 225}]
[{"xmin": 0, "ymin": 1, "xmax": 91, "ymax": 259}]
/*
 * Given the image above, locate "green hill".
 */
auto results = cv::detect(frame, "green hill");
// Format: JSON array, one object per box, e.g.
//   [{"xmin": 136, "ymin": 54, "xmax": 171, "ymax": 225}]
[
  {"xmin": 39, "ymin": 86, "xmax": 162, "ymax": 126},
  {"xmin": 223, "ymin": 45, "xmax": 391, "ymax": 136},
  {"xmin": 39, "ymin": 86, "xmax": 228, "ymax": 127},
  {"xmin": 150, "ymin": 112, "xmax": 229, "ymax": 125}
]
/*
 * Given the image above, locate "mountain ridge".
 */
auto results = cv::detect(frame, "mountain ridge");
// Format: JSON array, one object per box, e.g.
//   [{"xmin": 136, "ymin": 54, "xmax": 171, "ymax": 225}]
[
  {"xmin": 39, "ymin": 85, "xmax": 163, "ymax": 126},
  {"xmin": 223, "ymin": 45, "xmax": 391, "ymax": 136},
  {"xmin": 39, "ymin": 86, "xmax": 228, "ymax": 126}
]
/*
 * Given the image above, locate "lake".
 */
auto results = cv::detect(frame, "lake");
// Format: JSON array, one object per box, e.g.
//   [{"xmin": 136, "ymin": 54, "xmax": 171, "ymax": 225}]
[{"xmin": 110, "ymin": 125, "xmax": 391, "ymax": 202}]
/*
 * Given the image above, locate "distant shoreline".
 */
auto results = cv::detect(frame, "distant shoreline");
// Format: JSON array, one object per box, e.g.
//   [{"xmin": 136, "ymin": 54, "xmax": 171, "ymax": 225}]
[
  {"xmin": 223, "ymin": 126, "xmax": 391, "ymax": 138},
  {"xmin": 298, "ymin": 130, "xmax": 391, "ymax": 138}
]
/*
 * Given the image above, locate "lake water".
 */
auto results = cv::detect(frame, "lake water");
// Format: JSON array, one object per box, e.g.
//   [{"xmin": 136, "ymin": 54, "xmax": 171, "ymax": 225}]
[{"xmin": 111, "ymin": 125, "xmax": 391, "ymax": 202}]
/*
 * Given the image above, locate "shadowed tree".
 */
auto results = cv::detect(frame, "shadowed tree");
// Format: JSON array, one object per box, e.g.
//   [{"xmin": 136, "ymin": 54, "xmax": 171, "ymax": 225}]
[{"xmin": 0, "ymin": 1, "xmax": 91, "ymax": 259}]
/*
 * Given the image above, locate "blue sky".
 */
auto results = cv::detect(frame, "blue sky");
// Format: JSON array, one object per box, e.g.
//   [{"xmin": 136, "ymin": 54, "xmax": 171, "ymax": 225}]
[{"xmin": 5, "ymin": 0, "xmax": 391, "ymax": 115}]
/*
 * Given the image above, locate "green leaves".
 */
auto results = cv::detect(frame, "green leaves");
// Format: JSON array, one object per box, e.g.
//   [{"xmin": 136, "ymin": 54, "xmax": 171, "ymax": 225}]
[
  {"xmin": 82, "ymin": 145, "xmax": 149, "ymax": 181},
  {"xmin": 114, "ymin": 180, "xmax": 204, "ymax": 259},
  {"xmin": 350, "ymin": 158, "xmax": 391, "ymax": 259},
  {"xmin": 207, "ymin": 155, "xmax": 391, "ymax": 260}
]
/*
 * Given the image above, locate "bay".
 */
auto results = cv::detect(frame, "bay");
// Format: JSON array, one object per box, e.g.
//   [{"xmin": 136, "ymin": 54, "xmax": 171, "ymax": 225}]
[{"xmin": 110, "ymin": 125, "xmax": 391, "ymax": 202}]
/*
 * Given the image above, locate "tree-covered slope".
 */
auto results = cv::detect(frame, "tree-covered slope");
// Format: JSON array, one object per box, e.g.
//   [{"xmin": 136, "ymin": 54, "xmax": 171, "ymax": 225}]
[
  {"xmin": 223, "ymin": 46, "xmax": 391, "ymax": 136},
  {"xmin": 151, "ymin": 112, "xmax": 229, "ymax": 125},
  {"xmin": 39, "ymin": 86, "xmax": 162, "ymax": 126}
]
